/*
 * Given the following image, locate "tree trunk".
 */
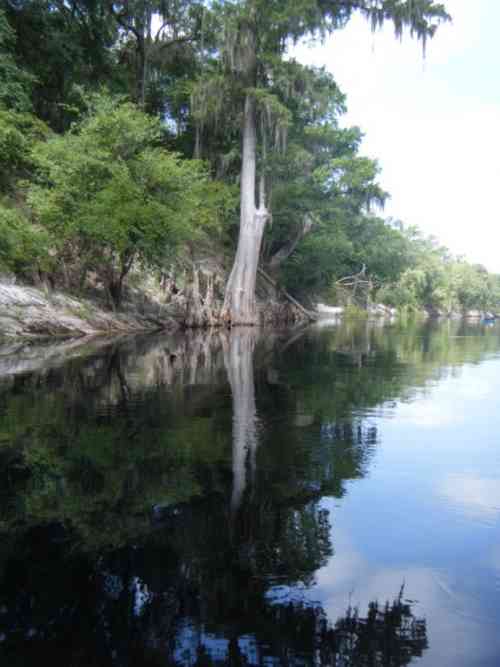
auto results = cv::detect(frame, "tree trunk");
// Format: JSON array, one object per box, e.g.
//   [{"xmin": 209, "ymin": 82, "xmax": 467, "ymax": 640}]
[
  {"xmin": 108, "ymin": 278, "xmax": 123, "ymax": 309},
  {"xmin": 222, "ymin": 93, "xmax": 268, "ymax": 326},
  {"xmin": 107, "ymin": 252, "xmax": 134, "ymax": 310},
  {"xmin": 137, "ymin": 36, "xmax": 147, "ymax": 107},
  {"xmin": 194, "ymin": 123, "xmax": 202, "ymax": 159}
]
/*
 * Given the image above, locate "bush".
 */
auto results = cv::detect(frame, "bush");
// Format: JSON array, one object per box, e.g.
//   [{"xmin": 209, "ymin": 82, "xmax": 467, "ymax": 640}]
[
  {"xmin": 29, "ymin": 96, "xmax": 234, "ymax": 306},
  {"xmin": 0, "ymin": 204, "xmax": 52, "ymax": 277},
  {"xmin": 0, "ymin": 107, "xmax": 49, "ymax": 191}
]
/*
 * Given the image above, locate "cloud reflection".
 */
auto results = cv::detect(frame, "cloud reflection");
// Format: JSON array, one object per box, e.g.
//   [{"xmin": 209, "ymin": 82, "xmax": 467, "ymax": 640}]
[
  {"xmin": 310, "ymin": 520, "xmax": 498, "ymax": 667},
  {"xmin": 440, "ymin": 474, "xmax": 500, "ymax": 522}
]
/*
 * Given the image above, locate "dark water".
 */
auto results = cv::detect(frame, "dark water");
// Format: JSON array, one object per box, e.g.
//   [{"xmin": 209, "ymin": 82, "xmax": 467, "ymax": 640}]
[{"xmin": 1, "ymin": 319, "xmax": 500, "ymax": 666}]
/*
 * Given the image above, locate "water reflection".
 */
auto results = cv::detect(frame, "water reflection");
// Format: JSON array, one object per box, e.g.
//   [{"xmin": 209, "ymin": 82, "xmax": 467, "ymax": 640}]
[
  {"xmin": 0, "ymin": 518, "xmax": 427, "ymax": 666},
  {"xmin": 221, "ymin": 329, "xmax": 259, "ymax": 516},
  {"xmin": 1, "ymin": 320, "xmax": 500, "ymax": 665}
]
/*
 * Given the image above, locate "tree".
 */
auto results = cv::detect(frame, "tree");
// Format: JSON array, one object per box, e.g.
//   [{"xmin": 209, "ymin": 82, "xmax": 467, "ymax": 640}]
[
  {"xmin": 5, "ymin": 0, "xmax": 118, "ymax": 130},
  {"xmin": 258, "ymin": 72, "xmax": 394, "ymax": 299},
  {"xmin": 0, "ymin": 8, "xmax": 34, "ymax": 111},
  {"xmin": 375, "ymin": 225, "xmax": 500, "ymax": 315},
  {"xmin": 204, "ymin": 0, "xmax": 450, "ymax": 325},
  {"xmin": 260, "ymin": 65, "xmax": 382, "ymax": 277},
  {"xmin": 29, "ymin": 96, "xmax": 233, "ymax": 307},
  {"xmin": 107, "ymin": 0, "xmax": 204, "ymax": 107}
]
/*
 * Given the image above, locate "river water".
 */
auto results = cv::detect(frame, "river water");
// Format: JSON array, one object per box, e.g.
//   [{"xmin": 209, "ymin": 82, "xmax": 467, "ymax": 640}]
[{"xmin": 1, "ymin": 319, "xmax": 499, "ymax": 666}]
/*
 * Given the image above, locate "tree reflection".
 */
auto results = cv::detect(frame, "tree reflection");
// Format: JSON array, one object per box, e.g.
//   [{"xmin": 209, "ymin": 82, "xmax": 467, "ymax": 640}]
[
  {"xmin": 0, "ymin": 522, "xmax": 428, "ymax": 666},
  {"xmin": 221, "ymin": 329, "xmax": 259, "ymax": 516},
  {"xmin": 0, "ymin": 322, "xmax": 462, "ymax": 666},
  {"xmin": 329, "ymin": 591, "xmax": 428, "ymax": 667}
]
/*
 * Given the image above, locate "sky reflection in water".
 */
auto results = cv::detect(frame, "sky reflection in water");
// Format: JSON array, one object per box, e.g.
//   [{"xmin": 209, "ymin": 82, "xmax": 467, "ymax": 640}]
[{"xmin": 309, "ymin": 343, "xmax": 500, "ymax": 667}]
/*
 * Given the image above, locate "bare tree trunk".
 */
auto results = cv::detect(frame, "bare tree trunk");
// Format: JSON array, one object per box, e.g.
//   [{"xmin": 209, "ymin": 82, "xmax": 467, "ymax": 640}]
[
  {"xmin": 194, "ymin": 123, "xmax": 202, "ymax": 159},
  {"xmin": 222, "ymin": 92, "xmax": 268, "ymax": 326}
]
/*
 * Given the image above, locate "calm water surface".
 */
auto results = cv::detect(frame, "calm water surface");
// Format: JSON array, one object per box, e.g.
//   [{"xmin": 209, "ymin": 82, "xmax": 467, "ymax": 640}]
[{"xmin": 1, "ymin": 319, "xmax": 499, "ymax": 666}]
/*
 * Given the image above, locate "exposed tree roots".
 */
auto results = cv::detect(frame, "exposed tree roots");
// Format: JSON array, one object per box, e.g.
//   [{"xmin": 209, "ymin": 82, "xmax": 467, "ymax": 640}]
[{"xmin": 179, "ymin": 265, "xmax": 314, "ymax": 329}]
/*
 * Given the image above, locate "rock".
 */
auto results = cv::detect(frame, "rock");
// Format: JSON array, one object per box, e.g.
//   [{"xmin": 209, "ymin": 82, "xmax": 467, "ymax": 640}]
[
  {"xmin": 0, "ymin": 282, "xmax": 177, "ymax": 338},
  {"xmin": 0, "ymin": 273, "xmax": 16, "ymax": 285},
  {"xmin": 464, "ymin": 309, "xmax": 482, "ymax": 319}
]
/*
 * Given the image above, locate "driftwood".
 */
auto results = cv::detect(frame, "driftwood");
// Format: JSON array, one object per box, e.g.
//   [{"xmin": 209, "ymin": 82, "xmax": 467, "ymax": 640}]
[
  {"xmin": 335, "ymin": 265, "xmax": 374, "ymax": 309},
  {"xmin": 257, "ymin": 268, "xmax": 317, "ymax": 322}
]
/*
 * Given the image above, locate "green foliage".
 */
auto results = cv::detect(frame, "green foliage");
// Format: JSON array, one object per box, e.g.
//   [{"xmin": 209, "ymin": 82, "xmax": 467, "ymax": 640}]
[
  {"xmin": 202, "ymin": 0, "xmax": 450, "ymax": 317},
  {"xmin": 228, "ymin": 0, "xmax": 450, "ymax": 54},
  {"xmin": 3, "ymin": 0, "xmax": 485, "ymax": 321},
  {"xmin": 0, "ymin": 8, "xmax": 33, "ymax": 111},
  {"xmin": 5, "ymin": 1, "xmax": 120, "ymax": 130},
  {"xmin": 0, "ymin": 103, "xmax": 51, "ymax": 277},
  {"xmin": 263, "ymin": 63, "xmax": 391, "ymax": 298},
  {"xmin": 0, "ymin": 203, "xmax": 52, "ymax": 276},
  {"xmin": 376, "ymin": 229, "xmax": 500, "ymax": 314},
  {"xmin": 0, "ymin": 106, "xmax": 49, "ymax": 191},
  {"xmin": 29, "ymin": 97, "xmax": 234, "ymax": 304}
]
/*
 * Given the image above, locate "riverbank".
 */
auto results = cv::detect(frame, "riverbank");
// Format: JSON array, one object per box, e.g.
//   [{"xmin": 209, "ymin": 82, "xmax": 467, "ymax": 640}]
[
  {"xmin": 2, "ymin": 277, "xmax": 497, "ymax": 340},
  {"xmin": 0, "ymin": 269, "xmax": 310, "ymax": 338},
  {"xmin": 316, "ymin": 302, "xmax": 498, "ymax": 321},
  {"xmin": 0, "ymin": 280, "xmax": 178, "ymax": 338}
]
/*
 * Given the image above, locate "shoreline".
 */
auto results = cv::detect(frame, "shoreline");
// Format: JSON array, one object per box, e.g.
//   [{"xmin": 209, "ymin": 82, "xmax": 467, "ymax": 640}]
[
  {"xmin": 0, "ymin": 281, "xmax": 178, "ymax": 339},
  {"xmin": 1, "ymin": 280, "xmax": 497, "ymax": 342}
]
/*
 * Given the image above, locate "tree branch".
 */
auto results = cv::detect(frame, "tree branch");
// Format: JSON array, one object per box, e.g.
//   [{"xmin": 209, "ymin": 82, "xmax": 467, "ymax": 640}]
[
  {"xmin": 108, "ymin": 3, "xmax": 141, "ymax": 41},
  {"xmin": 268, "ymin": 213, "xmax": 316, "ymax": 270},
  {"xmin": 158, "ymin": 34, "xmax": 195, "ymax": 50}
]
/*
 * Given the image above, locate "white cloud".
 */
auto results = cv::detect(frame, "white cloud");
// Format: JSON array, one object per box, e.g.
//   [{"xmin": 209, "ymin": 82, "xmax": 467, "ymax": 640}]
[{"xmin": 293, "ymin": 0, "xmax": 500, "ymax": 271}]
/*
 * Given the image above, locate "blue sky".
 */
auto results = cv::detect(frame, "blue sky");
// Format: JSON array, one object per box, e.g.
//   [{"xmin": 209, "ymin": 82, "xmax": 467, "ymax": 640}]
[{"xmin": 294, "ymin": 0, "xmax": 500, "ymax": 272}]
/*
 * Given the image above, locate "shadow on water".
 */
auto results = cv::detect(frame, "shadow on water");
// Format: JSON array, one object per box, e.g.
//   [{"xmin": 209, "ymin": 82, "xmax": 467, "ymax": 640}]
[{"xmin": 1, "ymin": 319, "xmax": 499, "ymax": 665}]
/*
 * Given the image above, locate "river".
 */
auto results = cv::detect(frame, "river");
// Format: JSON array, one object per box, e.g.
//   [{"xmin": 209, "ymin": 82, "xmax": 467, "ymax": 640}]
[{"xmin": 0, "ymin": 318, "xmax": 499, "ymax": 666}]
